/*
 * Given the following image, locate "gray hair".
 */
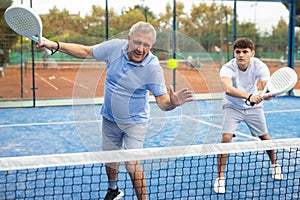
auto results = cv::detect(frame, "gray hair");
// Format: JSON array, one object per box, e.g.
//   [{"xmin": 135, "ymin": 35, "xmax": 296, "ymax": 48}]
[{"xmin": 128, "ymin": 21, "xmax": 156, "ymax": 44}]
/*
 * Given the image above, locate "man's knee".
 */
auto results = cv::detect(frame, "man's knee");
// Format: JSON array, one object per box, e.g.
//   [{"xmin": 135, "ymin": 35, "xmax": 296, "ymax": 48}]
[
  {"xmin": 259, "ymin": 133, "xmax": 272, "ymax": 141},
  {"xmin": 221, "ymin": 133, "xmax": 234, "ymax": 143}
]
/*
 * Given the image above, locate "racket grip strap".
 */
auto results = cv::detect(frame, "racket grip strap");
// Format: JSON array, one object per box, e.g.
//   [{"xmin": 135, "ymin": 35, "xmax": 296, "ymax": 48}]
[
  {"xmin": 50, "ymin": 41, "xmax": 60, "ymax": 55},
  {"xmin": 245, "ymin": 94, "xmax": 255, "ymax": 106}
]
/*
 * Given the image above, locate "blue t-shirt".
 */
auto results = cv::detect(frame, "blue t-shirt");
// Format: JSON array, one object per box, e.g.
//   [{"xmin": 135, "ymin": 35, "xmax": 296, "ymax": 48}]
[{"xmin": 92, "ymin": 39, "xmax": 167, "ymax": 123}]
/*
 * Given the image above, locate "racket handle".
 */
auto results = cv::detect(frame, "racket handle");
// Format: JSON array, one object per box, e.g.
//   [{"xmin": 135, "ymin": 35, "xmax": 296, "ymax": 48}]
[
  {"xmin": 30, "ymin": 36, "xmax": 40, "ymax": 43},
  {"xmin": 262, "ymin": 93, "xmax": 272, "ymax": 99}
]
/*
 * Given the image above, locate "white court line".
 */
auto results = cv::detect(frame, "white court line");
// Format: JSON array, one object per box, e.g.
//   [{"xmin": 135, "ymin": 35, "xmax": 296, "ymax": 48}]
[
  {"xmin": 60, "ymin": 77, "xmax": 89, "ymax": 89},
  {"xmin": 183, "ymin": 115, "xmax": 260, "ymax": 141},
  {"xmin": 0, "ymin": 116, "xmax": 177, "ymax": 128},
  {"xmin": 35, "ymin": 73, "xmax": 58, "ymax": 90},
  {"xmin": 1, "ymin": 108, "xmax": 299, "ymax": 139},
  {"xmin": 265, "ymin": 109, "xmax": 300, "ymax": 114},
  {"xmin": 194, "ymin": 109, "xmax": 300, "ymax": 117},
  {"xmin": 0, "ymin": 120, "xmax": 101, "ymax": 128}
]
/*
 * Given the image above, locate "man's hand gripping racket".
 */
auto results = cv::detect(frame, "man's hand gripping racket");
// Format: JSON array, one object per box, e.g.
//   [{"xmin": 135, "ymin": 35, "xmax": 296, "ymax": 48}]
[
  {"xmin": 250, "ymin": 67, "xmax": 298, "ymax": 106},
  {"xmin": 4, "ymin": 5, "xmax": 58, "ymax": 55}
]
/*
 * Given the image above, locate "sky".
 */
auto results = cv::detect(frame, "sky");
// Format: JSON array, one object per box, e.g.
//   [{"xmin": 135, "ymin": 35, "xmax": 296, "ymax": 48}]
[{"xmin": 12, "ymin": 0, "xmax": 290, "ymax": 33}]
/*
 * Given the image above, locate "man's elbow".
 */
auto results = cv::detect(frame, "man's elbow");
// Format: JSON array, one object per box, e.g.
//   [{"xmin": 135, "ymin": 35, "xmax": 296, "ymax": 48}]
[
  {"xmin": 158, "ymin": 104, "xmax": 170, "ymax": 111},
  {"xmin": 157, "ymin": 102, "xmax": 175, "ymax": 112},
  {"xmin": 223, "ymin": 86, "xmax": 233, "ymax": 95}
]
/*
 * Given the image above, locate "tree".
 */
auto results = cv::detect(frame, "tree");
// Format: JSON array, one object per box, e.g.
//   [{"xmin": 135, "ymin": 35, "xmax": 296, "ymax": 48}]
[
  {"xmin": 83, "ymin": 5, "xmax": 106, "ymax": 37},
  {"xmin": 133, "ymin": 5, "xmax": 156, "ymax": 22},
  {"xmin": 158, "ymin": 1, "xmax": 185, "ymax": 30},
  {"xmin": 237, "ymin": 22, "xmax": 258, "ymax": 40},
  {"xmin": 0, "ymin": 0, "xmax": 17, "ymax": 60},
  {"xmin": 187, "ymin": 2, "xmax": 233, "ymax": 52},
  {"xmin": 41, "ymin": 7, "xmax": 84, "ymax": 42},
  {"xmin": 1, "ymin": 1, "xmax": 298, "ymax": 61},
  {"xmin": 119, "ymin": 9, "xmax": 146, "ymax": 32},
  {"xmin": 271, "ymin": 18, "xmax": 289, "ymax": 53}
]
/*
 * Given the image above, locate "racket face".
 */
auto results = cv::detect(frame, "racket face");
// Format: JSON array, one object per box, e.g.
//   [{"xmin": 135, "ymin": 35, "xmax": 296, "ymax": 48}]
[
  {"xmin": 4, "ymin": 6, "xmax": 42, "ymax": 43},
  {"xmin": 267, "ymin": 67, "xmax": 298, "ymax": 95}
]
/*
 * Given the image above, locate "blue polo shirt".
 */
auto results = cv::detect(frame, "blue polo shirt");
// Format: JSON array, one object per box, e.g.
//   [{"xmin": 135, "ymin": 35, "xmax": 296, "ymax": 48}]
[{"xmin": 92, "ymin": 39, "xmax": 167, "ymax": 123}]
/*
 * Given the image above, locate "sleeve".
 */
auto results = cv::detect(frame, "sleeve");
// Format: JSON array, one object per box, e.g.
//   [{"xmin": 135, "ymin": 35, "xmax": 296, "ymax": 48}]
[
  {"xmin": 92, "ymin": 39, "xmax": 125, "ymax": 62},
  {"xmin": 258, "ymin": 62, "xmax": 270, "ymax": 81},
  {"xmin": 147, "ymin": 64, "xmax": 167, "ymax": 97},
  {"xmin": 92, "ymin": 40, "xmax": 112, "ymax": 62},
  {"xmin": 220, "ymin": 63, "xmax": 234, "ymax": 78}
]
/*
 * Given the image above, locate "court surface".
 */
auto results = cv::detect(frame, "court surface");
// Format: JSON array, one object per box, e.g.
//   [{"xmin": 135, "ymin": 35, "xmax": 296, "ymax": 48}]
[
  {"xmin": 1, "ymin": 96, "xmax": 300, "ymax": 157},
  {"xmin": 0, "ymin": 97, "xmax": 300, "ymax": 200}
]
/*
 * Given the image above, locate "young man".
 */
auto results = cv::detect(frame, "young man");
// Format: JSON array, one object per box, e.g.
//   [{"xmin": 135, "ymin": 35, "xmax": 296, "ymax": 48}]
[
  {"xmin": 214, "ymin": 37, "xmax": 283, "ymax": 194},
  {"xmin": 37, "ymin": 21, "xmax": 194, "ymax": 200}
]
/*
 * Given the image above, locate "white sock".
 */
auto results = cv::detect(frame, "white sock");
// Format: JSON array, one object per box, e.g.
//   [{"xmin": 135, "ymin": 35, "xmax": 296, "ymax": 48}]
[{"xmin": 108, "ymin": 179, "xmax": 118, "ymax": 190}]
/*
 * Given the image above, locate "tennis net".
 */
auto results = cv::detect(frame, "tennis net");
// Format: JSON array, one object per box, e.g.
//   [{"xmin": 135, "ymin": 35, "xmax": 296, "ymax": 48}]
[{"xmin": 1, "ymin": 138, "xmax": 299, "ymax": 199}]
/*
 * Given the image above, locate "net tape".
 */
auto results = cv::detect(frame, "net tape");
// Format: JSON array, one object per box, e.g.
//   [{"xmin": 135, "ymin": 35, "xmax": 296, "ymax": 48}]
[{"xmin": 1, "ymin": 138, "xmax": 299, "ymax": 171}]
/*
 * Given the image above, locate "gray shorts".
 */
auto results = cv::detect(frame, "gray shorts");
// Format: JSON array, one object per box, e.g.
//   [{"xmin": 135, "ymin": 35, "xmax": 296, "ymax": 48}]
[
  {"xmin": 102, "ymin": 117, "xmax": 147, "ymax": 151},
  {"xmin": 222, "ymin": 106, "xmax": 268, "ymax": 137}
]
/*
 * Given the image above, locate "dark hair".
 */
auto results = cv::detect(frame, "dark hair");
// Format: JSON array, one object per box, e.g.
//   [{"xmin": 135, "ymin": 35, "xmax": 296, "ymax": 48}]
[{"xmin": 233, "ymin": 37, "xmax": 254, "ymax": 51}]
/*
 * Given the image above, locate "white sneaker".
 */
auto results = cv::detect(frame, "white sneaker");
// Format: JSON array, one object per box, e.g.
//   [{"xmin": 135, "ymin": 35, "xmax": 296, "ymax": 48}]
[
  {"xmin": 271, "ymin": 164, "xmax": 283, "ymax": 180},
  {"xmin": 214, "ymin": 177, "xmax": 226, "ymax": 194},
  {"xmin": 104, "ymin": 188, "xmax": 124, "ymax": 200}
]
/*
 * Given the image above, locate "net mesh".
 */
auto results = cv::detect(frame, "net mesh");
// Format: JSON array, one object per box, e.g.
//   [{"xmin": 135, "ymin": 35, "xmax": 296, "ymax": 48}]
[{"xmin": 1, "ymin": 138, "xmax": 299, "ymax": 199}]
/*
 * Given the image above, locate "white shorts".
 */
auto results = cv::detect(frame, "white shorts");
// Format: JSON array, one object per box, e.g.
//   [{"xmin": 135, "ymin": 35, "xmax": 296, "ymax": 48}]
[
  {"xmin": 102, "ymin": 117, "xmax": 147, "ymax": 151},
  {"xmin": 222, "ymin": 106, "xmax": 268, "ymax": 137}
]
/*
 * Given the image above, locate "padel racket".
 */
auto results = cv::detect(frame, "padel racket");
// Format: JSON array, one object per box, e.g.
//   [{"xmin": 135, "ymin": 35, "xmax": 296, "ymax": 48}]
[
  {"xmin": 249, "ymin": 67, "xmax": 297, "ymax": 106},
  {"xmin": 261, "ymin": 67, "xmax": 298, "ymax": 98},
  {"xmin": 4, "ymin": 5, "xmax": 43, "ymax": 43}
]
